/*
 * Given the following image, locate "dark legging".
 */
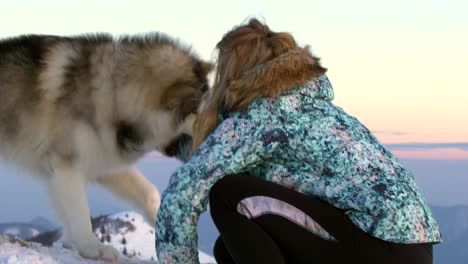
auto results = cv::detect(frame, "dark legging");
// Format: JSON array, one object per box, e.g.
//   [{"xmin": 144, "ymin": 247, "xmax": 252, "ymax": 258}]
[{"xmin": 209, "ymin": 174, "xmax": 433, "ymax": 264}]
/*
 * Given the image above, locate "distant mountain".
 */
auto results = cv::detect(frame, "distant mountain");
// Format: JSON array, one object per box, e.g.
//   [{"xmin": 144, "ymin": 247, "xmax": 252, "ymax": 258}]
[
  {"xmin": 30, "ymin": 216, "xmax": 57, "ymax": 231},
  {"xmin": 0, "ymin": 216, "xmax": 56, "ymax": 240},
  {"xmin": 432, "ymin": 205, "xmax": 468, "ymax": 264}
]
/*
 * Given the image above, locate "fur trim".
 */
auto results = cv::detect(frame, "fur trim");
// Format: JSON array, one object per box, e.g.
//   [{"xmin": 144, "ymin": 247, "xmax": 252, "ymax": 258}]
[{"xmin": 225, "ymin": 47, "xmax": 327, "ymax": 110}]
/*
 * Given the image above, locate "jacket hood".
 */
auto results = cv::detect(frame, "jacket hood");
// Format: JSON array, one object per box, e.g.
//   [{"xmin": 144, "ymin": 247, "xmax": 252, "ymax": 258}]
[{"xmin": 224, "ymin": 47, "xmax": 330, "ymax": 110}]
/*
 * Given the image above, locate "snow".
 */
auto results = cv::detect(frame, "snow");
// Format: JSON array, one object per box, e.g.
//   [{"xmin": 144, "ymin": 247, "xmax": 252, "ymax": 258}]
[
  {"xmin": 0, "ymin": 241, "xmax": 146, "ymax": 264},
  {"xmin": 0, "ymin": 211, "xmax": 216, "ymax": 264}
]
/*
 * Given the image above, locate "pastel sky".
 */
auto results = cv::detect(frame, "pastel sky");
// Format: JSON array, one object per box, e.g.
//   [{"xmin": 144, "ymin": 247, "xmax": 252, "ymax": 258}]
[{"xmin": 1, "ymin": 0, "xmax": 467, "ymax": 159}]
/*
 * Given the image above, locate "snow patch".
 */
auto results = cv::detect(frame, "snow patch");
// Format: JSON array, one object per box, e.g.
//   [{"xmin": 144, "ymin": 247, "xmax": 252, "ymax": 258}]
[{"xmin": 0, "ymin": 211, "xmax": 216, "ymax": 264}]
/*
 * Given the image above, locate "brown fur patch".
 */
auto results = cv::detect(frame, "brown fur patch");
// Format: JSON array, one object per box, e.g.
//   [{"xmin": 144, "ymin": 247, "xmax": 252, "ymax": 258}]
[
  {"xmin": 159, "ymin": 60, "xmax": 213, "ymax": 122},
  {"xmin": 225, "ymin": 47, "xmax": 326, "ymax": 110}
]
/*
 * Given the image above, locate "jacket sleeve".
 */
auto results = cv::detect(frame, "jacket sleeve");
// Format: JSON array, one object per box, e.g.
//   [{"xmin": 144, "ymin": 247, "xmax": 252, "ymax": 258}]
[{"xmin": 155, "ymin": 117, "xmax": 285, "ymax": 264}]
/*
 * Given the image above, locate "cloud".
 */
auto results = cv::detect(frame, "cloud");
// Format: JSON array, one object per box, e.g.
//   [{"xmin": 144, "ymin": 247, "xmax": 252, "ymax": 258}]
[
  {"xmin": 385, "ymin": 142, "xmax": 468, "ymax": 151},
  {"xmin": 373, "ymin": 130, "xmax": 412, "ymax": 136}
]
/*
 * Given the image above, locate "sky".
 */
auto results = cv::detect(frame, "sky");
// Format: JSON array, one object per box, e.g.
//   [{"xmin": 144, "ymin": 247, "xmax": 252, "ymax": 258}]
[{"xmin": 0, "ymin": 0, "xmax": 467, "ymax": 160}]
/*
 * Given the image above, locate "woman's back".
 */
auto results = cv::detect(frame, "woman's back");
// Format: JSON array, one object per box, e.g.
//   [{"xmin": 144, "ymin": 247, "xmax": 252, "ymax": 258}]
[{"xmin": 226, "ymin": 75, "xmax": 441, "ymax": 244}]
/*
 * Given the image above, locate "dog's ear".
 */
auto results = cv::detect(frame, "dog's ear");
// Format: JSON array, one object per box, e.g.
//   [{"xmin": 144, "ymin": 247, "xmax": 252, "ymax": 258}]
[
  {"xmin": 200, "ymin": 61, "xmax": 214, "ymax": 75},
  {"xmin": 193, "ymin": 61, "xmax": 213, "ymax": 94},
  {"xmin": 193, "ymin": 61, "xmax": 213, "ymax": 77}
]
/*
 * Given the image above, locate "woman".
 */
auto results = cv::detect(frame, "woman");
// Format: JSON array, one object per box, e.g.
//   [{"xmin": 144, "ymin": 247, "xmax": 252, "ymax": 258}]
[{"xmin": 155, "ymin": 18, "xmax": 441, "ymax": 264}]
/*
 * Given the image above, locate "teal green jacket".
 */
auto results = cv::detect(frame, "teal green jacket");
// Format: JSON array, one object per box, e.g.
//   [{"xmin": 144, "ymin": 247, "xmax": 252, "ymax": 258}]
[{"xmin": 156, "ymin": 75, "xmax": 441, "ymax": 263}]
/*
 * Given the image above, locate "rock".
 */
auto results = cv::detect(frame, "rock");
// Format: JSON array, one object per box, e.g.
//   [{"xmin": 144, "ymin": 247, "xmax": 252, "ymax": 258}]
[{"xmin": 0, "ymin": 234, "xmax": 30, "ymax": 248}]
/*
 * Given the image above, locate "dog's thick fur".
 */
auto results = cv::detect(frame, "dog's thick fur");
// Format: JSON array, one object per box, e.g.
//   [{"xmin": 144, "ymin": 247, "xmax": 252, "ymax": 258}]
[{"xmin": 0, "ymin": 33, "xmax": 211, "ymax": 261}]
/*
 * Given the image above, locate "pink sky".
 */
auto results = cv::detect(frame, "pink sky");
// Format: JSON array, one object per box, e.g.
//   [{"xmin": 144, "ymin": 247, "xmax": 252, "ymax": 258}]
[{"xmin": 2, "ymin": 0, "xmax": 467, "ymax": 161}]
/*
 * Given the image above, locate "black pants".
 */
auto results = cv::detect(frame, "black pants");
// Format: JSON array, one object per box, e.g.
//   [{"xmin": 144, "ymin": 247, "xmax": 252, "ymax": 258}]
[{"xmin": 209, "ymin": 174, "xmax": 433, "ymax": 264}]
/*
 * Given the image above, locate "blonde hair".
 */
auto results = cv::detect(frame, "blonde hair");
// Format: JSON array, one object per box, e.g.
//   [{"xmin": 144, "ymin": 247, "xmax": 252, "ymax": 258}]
[{"xmin": 192, "ymin": 18, "xmax": 318, "ymax": 150}]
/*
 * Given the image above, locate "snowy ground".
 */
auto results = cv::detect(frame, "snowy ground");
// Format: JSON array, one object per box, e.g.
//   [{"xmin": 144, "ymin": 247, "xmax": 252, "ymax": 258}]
[
  {"xmin": 0, "ymin": 211, "xmax": 216, "ymax": 264},
  {"xmin": 0, "ymin": 242, "xmax": 216, "ymax": 264},
  {"xmin": 0, "ymin": 241, "xmax": 153, "ymax": 264}
]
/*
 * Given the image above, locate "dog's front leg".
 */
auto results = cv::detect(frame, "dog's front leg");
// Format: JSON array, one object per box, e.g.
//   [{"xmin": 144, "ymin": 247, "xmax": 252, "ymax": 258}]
[
  {"xmin": 48, "ymin": 161, "xmax": 120, "ymax": 262},
  {"xmin": 97, "ymin": 166, "xmax": 161, "ymax": 225}
]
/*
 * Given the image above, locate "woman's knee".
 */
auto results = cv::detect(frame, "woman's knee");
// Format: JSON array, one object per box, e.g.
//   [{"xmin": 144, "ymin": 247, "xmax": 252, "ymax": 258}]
[
  {"xmin": 210, "ymin": 174, "xmax": 247, "ymax": 202},
  {"xmin": 209, "ymin": 174, "xmax": 251, "ymax": 218}
]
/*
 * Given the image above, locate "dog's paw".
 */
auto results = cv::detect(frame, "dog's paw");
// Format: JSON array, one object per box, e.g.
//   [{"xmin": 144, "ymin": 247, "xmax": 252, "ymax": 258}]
[{"xmin": 78, "ymin": 239, "xmax": 120, "ymax": 262}]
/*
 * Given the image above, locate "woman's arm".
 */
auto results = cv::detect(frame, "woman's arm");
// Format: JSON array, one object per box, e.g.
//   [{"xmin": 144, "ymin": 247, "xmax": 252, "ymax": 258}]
[{"xmin": 156, "ymin": 117, "xmax": 286, "ymax": 264}]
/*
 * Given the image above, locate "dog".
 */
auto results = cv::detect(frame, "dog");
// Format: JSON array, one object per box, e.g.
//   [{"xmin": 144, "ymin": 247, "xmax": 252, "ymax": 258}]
[{"xmin": 0, "ymin": 33, "xmax": 211, "ymax": 261}]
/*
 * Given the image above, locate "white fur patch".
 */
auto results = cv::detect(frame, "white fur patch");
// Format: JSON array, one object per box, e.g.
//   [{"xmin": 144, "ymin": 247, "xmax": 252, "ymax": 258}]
[
  {"xmin": 39, "ymin": 43, "xmax": 79, "ymax": 101},
  {"xmin": 146, "ymin": 111, "xmax": 178, "ymax": 150},
  {"xmin": 179, "ymin": 114, "xmax": 196, "ymax": 136}
]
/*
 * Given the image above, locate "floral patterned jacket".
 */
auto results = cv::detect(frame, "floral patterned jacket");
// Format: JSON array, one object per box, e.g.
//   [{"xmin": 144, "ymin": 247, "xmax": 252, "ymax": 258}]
[{"xmin": 156, "ymin": 75, "xmax": 441, "ymax": 264}]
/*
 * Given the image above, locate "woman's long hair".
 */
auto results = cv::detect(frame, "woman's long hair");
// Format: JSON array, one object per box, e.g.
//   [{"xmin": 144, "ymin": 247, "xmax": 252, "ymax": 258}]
[{"xmin": 192, "ymin": 18, "xmax": 321, "ymax": 150}]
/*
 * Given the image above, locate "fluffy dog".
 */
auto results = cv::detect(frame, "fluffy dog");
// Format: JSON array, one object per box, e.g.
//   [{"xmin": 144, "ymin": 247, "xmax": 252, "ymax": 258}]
[{"xmin": 0, "ymin": 33, "xmax": 211, "ymax": 261}]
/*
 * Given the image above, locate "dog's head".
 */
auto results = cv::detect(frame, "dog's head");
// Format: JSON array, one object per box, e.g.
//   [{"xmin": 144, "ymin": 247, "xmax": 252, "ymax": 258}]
[
  {"xmin": 157, "ymin": 59, "xmax": 212, "ymax": 159},
  {"xmin": 113, "ymin": 38, "xmax": 212, "ymax": 162}
]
